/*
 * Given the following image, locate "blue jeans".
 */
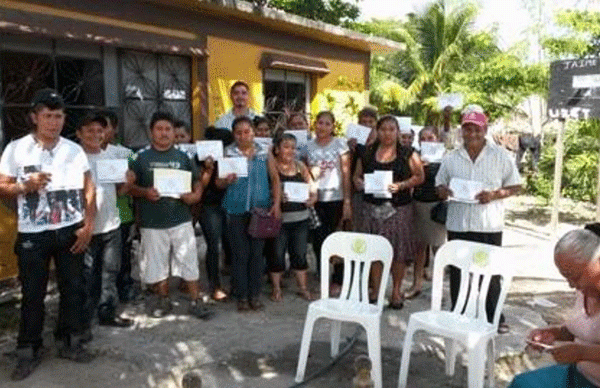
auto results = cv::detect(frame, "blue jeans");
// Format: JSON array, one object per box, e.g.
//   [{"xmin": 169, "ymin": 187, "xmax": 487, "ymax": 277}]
[
  {"xmin": 199, "ymin": 204, "xmax": 230, "ymax": 292},
  {"xmin": 509, "ymin": 364, "xmax": 597, "ymax": 388},
  {"xmin": 83, "ymin": 228, "xmax": 122, "ymax": 324},
  {"xmin": 227, "ymin": 213, "xmax": 265, "ymax": 301},
  {"xmin": 271, "ymin": 220, "xmax": 309, "ymax": 273},
  {"xmin": 15, "ymin": 223, "xmax": 86, "ymax": 350}
]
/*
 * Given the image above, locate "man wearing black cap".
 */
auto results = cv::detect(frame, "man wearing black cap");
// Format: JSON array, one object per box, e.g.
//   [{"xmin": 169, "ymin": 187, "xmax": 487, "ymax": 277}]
[{"xmin": 0, "ymin": 88, "xmax": 96, "ymax": 380}]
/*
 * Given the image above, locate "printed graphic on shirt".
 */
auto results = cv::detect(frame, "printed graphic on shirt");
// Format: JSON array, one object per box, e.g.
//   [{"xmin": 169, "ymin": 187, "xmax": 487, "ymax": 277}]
[{"xmin": 17, "ymin": 165, "xmax": 84, "ymax": 229}]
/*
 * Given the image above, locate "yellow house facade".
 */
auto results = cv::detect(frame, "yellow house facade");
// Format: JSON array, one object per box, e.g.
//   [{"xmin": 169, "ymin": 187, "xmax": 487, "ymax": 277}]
[{"xmin": 0, "ymin": 0, "xmax": 401, "ymax": 280}]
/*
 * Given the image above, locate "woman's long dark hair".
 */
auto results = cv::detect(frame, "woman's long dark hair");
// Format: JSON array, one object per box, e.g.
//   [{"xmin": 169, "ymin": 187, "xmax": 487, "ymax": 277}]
[{"xmin": 362, "ymin": 115, "xmax": 409, "ymax": 166}]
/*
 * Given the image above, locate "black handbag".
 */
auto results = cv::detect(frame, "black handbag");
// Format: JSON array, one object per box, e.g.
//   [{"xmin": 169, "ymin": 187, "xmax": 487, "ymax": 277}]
[{"xmin": 430, "ymin": 201, "xmax": 448, "ymax": 225}]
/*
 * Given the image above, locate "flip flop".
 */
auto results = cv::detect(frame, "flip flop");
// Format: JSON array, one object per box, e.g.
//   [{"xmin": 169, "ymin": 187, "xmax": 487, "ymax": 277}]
[
  {"xmin": 388, "ymin": 299, "xmax": 404, "ymax": 310},
  {"xmin": 404, "ymin": 289, "xmax": 422, "ymax": 300}
]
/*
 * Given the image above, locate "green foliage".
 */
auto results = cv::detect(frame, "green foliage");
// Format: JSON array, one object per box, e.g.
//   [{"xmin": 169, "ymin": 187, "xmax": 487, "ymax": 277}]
[
  {"xmin": 544, "ymin": 10, "xmax": 600, "ymax": 57},
  {"xmin": 268, "ymin": 0, "xmax": 360, "ymax": 26},
  {"xmin": 528, "ymin": 120, "xmax": 600, "ymax": 202}
]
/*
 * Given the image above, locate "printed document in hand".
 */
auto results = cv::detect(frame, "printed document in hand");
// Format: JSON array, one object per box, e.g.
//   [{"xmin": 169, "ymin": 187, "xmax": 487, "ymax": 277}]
[
  {"xmin": 254, "ymin": 137, "xmax": 273, "ymax": 147},
  {"xmin": 438, "ymin": 93, "xmax": 463, "ymax": 110},
  {"xmin": 196, "ymin": 140, "xmax": 224, "ymax": 161},
  {"xmin": 153, "ymin": 168, "xmax": 192, "ymax": 197},
  {"xmin": 364, "ymin": 170, "xmax": 393, "ymax": 199},
  {"xmin": 96, "ymin": 159, "xmax": 128, "ymax": 183},
  {"xmin": 345, "ymin": 123, "xmax": 372, "ymax": 145},
  {"xmin": 284, "ymin": 182, "xmax": 310, "ymax": 203},
  {"xmin": 285, "ymin": 130, "xmax": 309, "ymax": 146},
  {"xmin": 218, "ymin": 157, "xmax": 248, "ymax": 178},
  {"xmin": 420, "ymin": 142, "xmax": 445, "ymax": 163},
  {"xmin": 449, "ymin": 177, "xmax": 483, "ymax": 203}
]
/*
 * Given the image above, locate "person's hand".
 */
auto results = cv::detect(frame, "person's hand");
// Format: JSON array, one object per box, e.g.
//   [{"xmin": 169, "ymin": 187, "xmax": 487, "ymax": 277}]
[
  {"xmin": 389, "ymin": 182, "xmax": 404, "ymax": 193},
  {"xmin": 436, "ymin": 185, "xmax": 453, "ymax": 200},
  {"xmin": 347, "ymin": 138, "xmax": 358, "ymax": 152},
  {"xmin": 145, "ymin": 187, "xmax": 160, "ymax": 202},
  {"xmin": 204, "ymin": 156, "xmax": 215, "ymax": 171},
  {"xmin": 548, "ymin": 343, "xmax": 585, "ymax": 364},
  {"xmin": 342, "ymin": 200, "xmax": 352, "ymax": 221},
  {"xmin": 70, "ymin": 224, "xmax": 93, "ymax": 254},
  {"xmin": 305, "ymin": 192, "xmax": 317, "ymax": 208},
  {"xmin": 268, "ymin": 204, "xmax": 281, "ymax": 220},
  {"xmin": 282, "ymin": 193, "xmax": 289, "ymax": 203},
  {"xmin": 224, "ymin": 173, "xmax": 237, "ymax": 185},
  {"xmin": 180, "ymin": 192, "xmax": 200, "ymax": 205},
  {"xmin": 353, "ymin": 177, "xmax": 364, "ymax": 191},
  {"xmin": 23, "ymin": 172, "xmax": 52, "ymax": 192},
  {"xmin": 475, "ymin": 190, "xmax": 496, "ymax": 204},
  {"xmin": 527, "ymin": 328, "xmax": 558, "ymax": 351}
]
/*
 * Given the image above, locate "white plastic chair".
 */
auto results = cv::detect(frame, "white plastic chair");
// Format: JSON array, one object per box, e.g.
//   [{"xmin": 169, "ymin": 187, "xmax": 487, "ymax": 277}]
[
  {"xmin": 295, "ymin": 232, "xmax": 393, "ymax": 388},
  {"xmin": 397, "ymin": 240, "xmax": 514, "ymax": 388}
]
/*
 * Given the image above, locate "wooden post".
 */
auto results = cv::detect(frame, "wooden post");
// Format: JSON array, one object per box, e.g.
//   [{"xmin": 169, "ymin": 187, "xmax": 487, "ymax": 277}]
[
  {"xmin": 596, "ymin": 148, "xmax": 600, "ymax": 221},
  {"xmin": 550, "ymin": 118, "xmax": 566, "ymax": 233}
]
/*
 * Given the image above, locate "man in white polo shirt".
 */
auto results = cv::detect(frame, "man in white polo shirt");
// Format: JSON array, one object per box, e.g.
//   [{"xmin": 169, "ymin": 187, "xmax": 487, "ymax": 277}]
[
  {"xmin": 214, "ymin": 81, "xmax": 256, "ymax": 130},
  {"xmin": 435, "ymin": 109, "xmax": 521, "ymax": 334},
  {"xmin": 0, "ymin": 89, "xmax": 96, "ymax": 380}
]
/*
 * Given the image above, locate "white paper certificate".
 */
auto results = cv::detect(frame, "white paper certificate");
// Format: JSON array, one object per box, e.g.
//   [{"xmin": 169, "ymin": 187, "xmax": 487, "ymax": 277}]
[
  {"xmin": 284, "ymin": 182, "xmax": 310, "ymax": 203},
  {"xmin": 438, "ymin": 93, "xmax": 463, "ymax": 110},
  {"xmin": 153, "ymin": 168, "xmax": 192, "ymax": 197},
  {"xmin": 346, "ymin": 123, "xmax": 372, "ymax": 145},
  {"xmin": 285, "ymin": 130, "xmax": 309, "ymax": 146},
  {"xmin": 364, "ymin": 170, "xmax": 393, "ymax": 198},
  {"xmin": 449, "ymin": 177, "xmax": 483, "ymax": 202},
  {"xmin": 96, "ymin": 159, "xmax": 128, "ymax": 184},
  {"xmin": 196, "ymin": 141, "xmax": 224, "ymax": 161},
  {"xmin": 255, "ymin": 137, "xmax": 273, "ymax": 147},
  {"xmin": 420, "ymin": 142, "xmax": 445, "ymax": 163},
  {"xmin": 218, "ymin": 157, "xmax": 248, "ymax": 178}
]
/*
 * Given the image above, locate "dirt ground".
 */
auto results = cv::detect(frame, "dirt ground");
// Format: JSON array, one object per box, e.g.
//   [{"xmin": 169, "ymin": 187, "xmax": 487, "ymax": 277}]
[{"xmin": 0, "ymin": 194, "xmax": 593, "ymax": 388}]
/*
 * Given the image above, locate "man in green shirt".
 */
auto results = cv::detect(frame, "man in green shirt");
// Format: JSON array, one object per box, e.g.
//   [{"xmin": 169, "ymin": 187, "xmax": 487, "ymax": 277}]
[{"xmin": 128, "ymin": 111, "xmax": 212, "ymax": 319}]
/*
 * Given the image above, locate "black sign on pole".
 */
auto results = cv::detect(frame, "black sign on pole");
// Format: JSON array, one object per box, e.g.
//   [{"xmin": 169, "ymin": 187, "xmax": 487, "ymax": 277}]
[{"xmin": 548, "ymin": 58, "xmax": 600, "ymax": 120}]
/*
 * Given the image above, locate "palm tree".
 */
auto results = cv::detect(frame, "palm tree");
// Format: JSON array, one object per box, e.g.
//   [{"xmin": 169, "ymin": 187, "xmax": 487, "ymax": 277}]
[{"xmin": 371, "ymin": 0, "xmax": 496, "ymax": 122}]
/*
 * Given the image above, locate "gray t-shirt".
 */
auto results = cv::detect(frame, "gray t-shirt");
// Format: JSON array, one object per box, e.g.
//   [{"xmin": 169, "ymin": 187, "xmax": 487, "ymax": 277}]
[{"xmin": 306, "ymin": 137, "xmax": 349, "ymax": 202}]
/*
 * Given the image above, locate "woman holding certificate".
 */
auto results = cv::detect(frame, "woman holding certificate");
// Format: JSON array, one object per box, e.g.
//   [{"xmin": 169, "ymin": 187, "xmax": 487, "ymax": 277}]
[
  {"xmin": 269, "ymin": 133, "xmax": 317, "ymax": 302},
  {"xmin": 306, "ymin": 111, "xmax": 352, "ymax": 295},
  {"xmin": 353, "ymin": 115, "xmax": 424, "ymax": 309},
  {"xmin": 218, "ymin": 116, "xmax": 281, "ymax": 312}
]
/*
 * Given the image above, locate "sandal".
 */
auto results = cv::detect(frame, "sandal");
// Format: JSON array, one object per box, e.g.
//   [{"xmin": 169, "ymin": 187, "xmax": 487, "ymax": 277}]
[
  {"xmin": 388, "ymin": 297, "xmax": 404, "ymax": 310},
  {"xmin": 404, "ymin": 288, "xmax": 422, "ymax": 300},
  {"xmin": 298, "ymin": 289, "xmax": 314, "ymax": 301},
  {"xmin": 212, "ymin": 289, "xmax": 228, "ymax": 302}
]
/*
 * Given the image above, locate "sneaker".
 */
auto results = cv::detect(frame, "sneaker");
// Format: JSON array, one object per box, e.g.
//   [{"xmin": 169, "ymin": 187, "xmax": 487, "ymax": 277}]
[
  {"xmin": 151, "ymin": 297, "xmax": 172, "ymax": 318},
  {"xmin": 57, "ymin": 343, "xmax": 95, "ymax": 363},
  {"xmin": 99, "ymin": 316, "xmax": 134, "ymax": 328},
  {"xmin": 188, "ymin": 300, "xmax": 214, "ymax": 320},
  {"xmin": 11, "ymin": 349, "xmax": 41, "ymax": 381}
]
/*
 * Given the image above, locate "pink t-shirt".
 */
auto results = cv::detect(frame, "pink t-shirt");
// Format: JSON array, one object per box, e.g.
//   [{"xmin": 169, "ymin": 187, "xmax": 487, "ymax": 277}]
[{"xmin": 565, "ymin": 292, "xmax": 600, "ymax": 386}]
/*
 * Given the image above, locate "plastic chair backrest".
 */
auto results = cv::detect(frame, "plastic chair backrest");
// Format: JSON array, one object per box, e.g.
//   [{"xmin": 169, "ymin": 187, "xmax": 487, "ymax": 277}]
[
  {"xmin": 320, "ymin": 232, "xmax": 394, "ymax": 311},
  {"xmin": 430, "ymin": 240, "xmax": 514, "ymax": 328}
]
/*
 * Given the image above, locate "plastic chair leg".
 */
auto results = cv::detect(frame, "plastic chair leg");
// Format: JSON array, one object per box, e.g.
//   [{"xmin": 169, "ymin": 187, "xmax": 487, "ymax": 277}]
[
  {"xmin": 398, "ymin": 324, "xmax": 416, "ymax": 388},
  {"xmin": 330, "ymin": 320, "xmax": 342, "ymax": 357},
  {"xmin": 486, "ymin": 339, "xmax": 495, "ymax": 388},
  {"xmin": 467, "ymin": 346, "xmax": 486, "ymax": 388},
  {"xmin": 295, "ymin": 313, "xmax": 317, "ymax": 383},
  {"xmin": 444, "ymin": 338, "xmax": 459, "ymax": 376},
  {"xmin": 365, "ymin": 322, "xmax": 382, "ymax": 388}
]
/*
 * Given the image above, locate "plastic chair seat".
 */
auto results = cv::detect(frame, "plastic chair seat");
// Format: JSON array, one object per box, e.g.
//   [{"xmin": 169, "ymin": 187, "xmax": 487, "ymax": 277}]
[
  {"xmin": 409, "ymin": 310, "xmax": 496, "ymax": 341},
  {"xmin": 309, "ymin": 298, "xmax": 380, "ymax": 319}
]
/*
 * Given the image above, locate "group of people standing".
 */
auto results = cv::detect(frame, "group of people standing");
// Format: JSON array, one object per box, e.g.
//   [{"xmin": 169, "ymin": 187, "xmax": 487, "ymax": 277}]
[{"xmin": 0, "ymin": 79, "xmax": 528, "ymax": 382}]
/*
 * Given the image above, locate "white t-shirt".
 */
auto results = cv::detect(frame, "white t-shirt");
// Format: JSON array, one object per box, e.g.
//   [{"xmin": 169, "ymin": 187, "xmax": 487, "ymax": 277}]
[
  {"xmin": 0, "ymin": 134, "xmax": 90, "ymax": 233},
  {"xmin": 87, "ymin": 150, "xmax": 121, "ymax": 235},
  {"xmin": 306, "ymin": 137, "xmax": 349, "ymax": 202},
  {"xmin": 214, "ymin": 109, "xmax": 256, "ymax": 131}
]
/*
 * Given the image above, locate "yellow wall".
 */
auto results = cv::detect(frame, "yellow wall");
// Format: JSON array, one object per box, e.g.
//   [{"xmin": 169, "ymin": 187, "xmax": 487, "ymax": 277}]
[
  {"xmin": 0, "ymin": 201, "xmax": 17, "ymax": 281},
  {"xmin": 206, "ymin": 36, "xmax": 369, "ymax": 126}
]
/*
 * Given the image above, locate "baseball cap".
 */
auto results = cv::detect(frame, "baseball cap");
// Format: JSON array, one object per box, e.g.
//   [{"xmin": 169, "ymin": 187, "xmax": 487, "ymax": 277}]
[
  {"xmin": 31, "ymin": 88, "xmax": 65, "ymax": 110},
  {"xmin": 461, "ymin": 111, "xmax": 487, "ymax": 129}
]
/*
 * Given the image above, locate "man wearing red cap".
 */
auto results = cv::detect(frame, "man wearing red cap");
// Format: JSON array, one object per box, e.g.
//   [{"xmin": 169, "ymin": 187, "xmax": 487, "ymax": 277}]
[{"xmin": 435, "ymin": 110, "xmax": 521, "ymax": 333}]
